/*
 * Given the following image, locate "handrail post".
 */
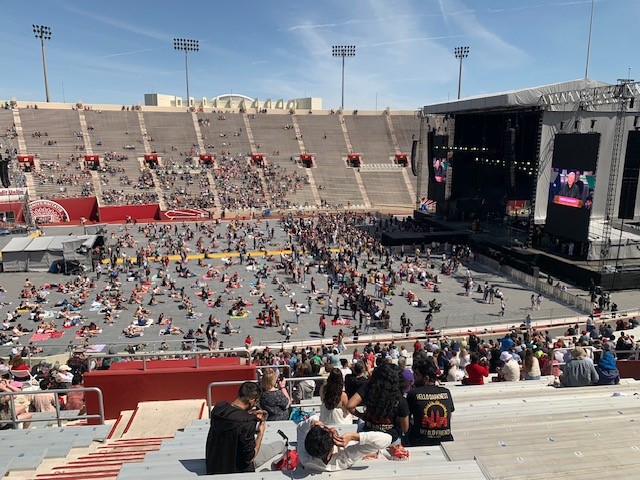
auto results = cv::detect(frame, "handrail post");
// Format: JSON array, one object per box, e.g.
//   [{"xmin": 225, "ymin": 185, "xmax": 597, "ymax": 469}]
[
  {"xmin": 8, "ymin": 394, "xmax": 17, "ymax": 429},
  {"xmin": 54, "ymin": 390, "xmax": 62, "ymax": 427},
  {"xmin": 143, "ymin": 355, "xmax": 147, "ymax": 371}
]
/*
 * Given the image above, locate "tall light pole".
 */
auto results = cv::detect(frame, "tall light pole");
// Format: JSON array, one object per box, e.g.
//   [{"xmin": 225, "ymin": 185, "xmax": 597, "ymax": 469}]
[
  {"xmin": 332, "ymin": 45, "xmax": 356, "ymax": 111},
  {"xmin": 173, "ymin": 38, "xmax": 199, "ymax": 108},
  {"xmin": 454, "ymin": 46, "xmax": 469, "ymax": 100},
  {"xmin": 33, "ymin": 24, "xmax": 52, "ymax": 103}
]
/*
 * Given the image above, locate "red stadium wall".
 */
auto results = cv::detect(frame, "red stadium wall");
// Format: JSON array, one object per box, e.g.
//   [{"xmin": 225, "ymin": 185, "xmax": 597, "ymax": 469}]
[
  {"xmin": 83, "ymin": 360, "xmax": 256, "ymax": 421},
  {"xmin": 98, "ymin": 204, "xmax": 161, "ymax": 222},
  {"xmin": 50, "ymin": 197, "xmax": 99, "ymax": 222},
  {"xmin": 618, "ymin": 361, "xmax": 640, "ymax": 380},
  {"xmin": 0, "ymin": 201, "xmax": 25, "ymax": 223}
]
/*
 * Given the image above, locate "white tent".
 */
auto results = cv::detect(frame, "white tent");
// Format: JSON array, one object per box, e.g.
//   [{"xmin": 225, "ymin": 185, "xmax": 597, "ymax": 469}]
[
  {"xmin": 1, "ymin": 234, "xmax": 103, "ymax": 272},
  {"xmin": 1, "ymin": 237, "xmax": 33, "ymax": 272},
  {"xmin": 23, "ymin": 237, "xmax": 56, "ymax": 272}
]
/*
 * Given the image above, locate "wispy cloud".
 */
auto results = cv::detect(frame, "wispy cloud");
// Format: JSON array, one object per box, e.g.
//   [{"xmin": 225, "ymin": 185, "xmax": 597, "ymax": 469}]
[
  {"xmin": 251, "ymin": 60, "xmax": 270, "ymax": 66},
  {"xmin": 359, "ymin": 35, "xmax": 468, "ymax": 49},
  {"xmin": 60, "ymin": 3, "xmax": 171, "ymax": 43},
  {"xmin": 97, "ymin": 48, "xmax": 158, "ymax": 59}
]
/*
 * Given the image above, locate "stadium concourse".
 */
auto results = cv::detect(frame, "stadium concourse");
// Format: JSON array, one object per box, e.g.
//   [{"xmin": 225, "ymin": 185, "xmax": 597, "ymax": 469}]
[{"xmin": 0, "ymin": 214, "xmax": 639, "ymax": 480}]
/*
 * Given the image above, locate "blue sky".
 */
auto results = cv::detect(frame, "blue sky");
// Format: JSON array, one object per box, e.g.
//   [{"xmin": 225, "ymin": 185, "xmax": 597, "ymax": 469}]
[{"xmin": 1, "ymin": 0, "xmax": 637, "ymax": 110}]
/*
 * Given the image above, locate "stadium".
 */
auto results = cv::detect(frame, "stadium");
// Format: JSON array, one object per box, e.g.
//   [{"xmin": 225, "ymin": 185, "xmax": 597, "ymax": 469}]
[{"xmin": 1, "ymin": 3, "xmax": 640, "ymax": 480}]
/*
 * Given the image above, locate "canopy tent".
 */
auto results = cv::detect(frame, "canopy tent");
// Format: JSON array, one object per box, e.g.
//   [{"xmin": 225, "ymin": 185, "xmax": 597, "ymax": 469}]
[
  {"xmin": 24, "ymin": 237, "xmax": 59, "ymax": 272},
  {"xmin": 1, "ymin": 237, "xmax": 33, "ymax": 272},
  {"xmin": 84, "ymin": 224, "xmax": 107, "ymax": 235},
  {"xmin": 62, "ymin": 235, "xmax": 102, "ymax": 264},
  {"xmin": 1, "ymin": 234, "xmax": 104, "ymax": 272}
]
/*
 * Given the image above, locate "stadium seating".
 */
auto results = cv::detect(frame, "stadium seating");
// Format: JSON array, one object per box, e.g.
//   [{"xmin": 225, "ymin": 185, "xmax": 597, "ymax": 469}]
[
  {"xmin": 295, "ymin": 115, "xmax": 366, "ymax": 207},
  {"xmin": 9, "ymin": 106, "xmax": 421, "ymax": 212}
]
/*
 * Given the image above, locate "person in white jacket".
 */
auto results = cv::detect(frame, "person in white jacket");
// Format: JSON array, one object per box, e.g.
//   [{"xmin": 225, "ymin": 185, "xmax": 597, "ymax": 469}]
[{"xmin": 296, "ymin": 416, "xmax": 392, "ymax": 471}]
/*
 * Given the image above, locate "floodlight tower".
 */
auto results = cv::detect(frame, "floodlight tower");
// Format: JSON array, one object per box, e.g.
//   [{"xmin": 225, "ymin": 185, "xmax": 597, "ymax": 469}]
[
  {"xmin": 454, "ymin": 46, "xmax": 470, "ymax": 100},
  {"xmin": 173, "ymin": 38, "xmax": 199, "ymax": 108},
  {"xmin": 33, "ymin": 24, "xmax": 52, "ymax": 102},
  {"xmin": 332, "ymin": 45, "xmax": 356, "ymax": 110}
]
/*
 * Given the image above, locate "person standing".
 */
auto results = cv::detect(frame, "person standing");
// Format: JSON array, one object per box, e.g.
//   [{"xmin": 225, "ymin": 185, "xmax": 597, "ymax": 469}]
[
  {"xmin": 284, "ymin": 323, "xmax": 292, "ymax": 342},
  {"xmin": 499, "ymin": 297, "xmax": 506, "ymax": 317},
  {"xmin": 206, "ymin": 382, "xmax": 285, "ymax": 474},
  {"xmin": 319, "ymin": 315, "xmax": 327, "ymax": 338},
  {"xmin": 327, "ymin": 297, "xmax": 333, "ymax": 316},
  {"xmin": 295, "ymin": 305, "xmax": 301, "ymax": 324},
  {"xmin": 536, "ymin": 293, "xmax": 543, "ymax": 311}
]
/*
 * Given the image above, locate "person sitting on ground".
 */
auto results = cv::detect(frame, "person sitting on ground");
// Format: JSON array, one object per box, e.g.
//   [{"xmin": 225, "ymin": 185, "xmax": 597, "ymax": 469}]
[
  {"xmin": 258, "ymin": 368, "xmax": 290, "ymax": 421},
  {"xmin": 296, "ymin": 417, "xmax": 392, "ymax": 472},
  {"xmin": 559, "ymin": 346, "xmax": 599, "ymax": 387},
  {"xmin": 595, "ymin": 351, "xmax": 620, "ymax": 385},
  {"xmin": 206, "ymin": 381, "xmax": 285, "ymax": 474},
  {"xmin": 405, "ymin": 354, "xmax": 454, "ymax": 446},
  {"xmin": 319, "ymin": 369, "xmax": 352, "ymax": 425}
]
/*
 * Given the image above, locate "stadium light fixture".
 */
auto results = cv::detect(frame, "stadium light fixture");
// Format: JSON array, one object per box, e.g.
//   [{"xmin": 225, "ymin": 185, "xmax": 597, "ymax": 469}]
[
  {"xmin": 332, "ymin": 45, "xmax": 356, "ymax": 110},
  {"xmin": 174, "ymin": 38, "xmax": 199, "ymax": 108},
  {"xmin": 33, "ymin": 24, "xmax": 52, "ymax": 102},
  {"xmin": 454, "ymin": 46, "xmax": 470, "ymax": 100}
]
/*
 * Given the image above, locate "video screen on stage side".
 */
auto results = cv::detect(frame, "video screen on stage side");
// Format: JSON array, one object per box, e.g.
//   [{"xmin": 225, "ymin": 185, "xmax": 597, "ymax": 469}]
[
  {"xmin": 545, "ymin": 133, "xmax": 600, "ymax": 242},
  {"xmin": 548, "ymin": 168, "xmax": 596, "ymax": 209},
  {"xmin": 432, "ymin": 156, "xmax": 448, "ymax": 183},
  {"xmin": 428, "ymin": 133, "xmax": 449, "ymax": 204}
]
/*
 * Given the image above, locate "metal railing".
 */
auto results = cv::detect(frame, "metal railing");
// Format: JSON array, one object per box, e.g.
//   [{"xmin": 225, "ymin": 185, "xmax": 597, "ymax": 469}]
[
  {"xmin": 85, "ymin": 347, "xmax": 251, "ymax": 371},
  {"xmin": 206, "ymin": 375, "xmax": 326, "ymax": 418},
  {"xmin": 0, "ymin": 386, "xmax": 105, "ymax": 429}
]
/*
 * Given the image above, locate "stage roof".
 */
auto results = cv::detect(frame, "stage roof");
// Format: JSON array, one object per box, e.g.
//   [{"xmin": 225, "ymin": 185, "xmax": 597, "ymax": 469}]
[{"xmin": 423, "ymin": 78, "xmax": 610, "ymax": 114}]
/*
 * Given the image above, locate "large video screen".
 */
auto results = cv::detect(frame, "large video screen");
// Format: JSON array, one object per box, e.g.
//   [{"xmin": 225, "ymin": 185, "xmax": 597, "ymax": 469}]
[
  {"xmin": 549, "ymin": 169, "xmax": 595, "ymax": 209},
  {"xmin": 428, "ymin": 133, "xmax": 449, "ymax": 204},
  {"xmin": 545, "ymin": 133, "xmax": 600, "ymax": 242},
  {"xmin": 432, "ymin": 155, "xmax": 449, "ymax": 183}
]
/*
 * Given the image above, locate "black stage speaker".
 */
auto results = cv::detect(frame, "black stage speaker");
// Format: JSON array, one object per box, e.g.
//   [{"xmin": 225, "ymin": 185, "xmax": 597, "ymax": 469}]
[
  {"xmin": 503, "ymin": 126, "xmax": 516, "ymax": 192},
  {"xmin": 411, "ymin": 139, "xmax": 419, "ymax": 176},
  {"xmin": 0, "ymin": 155, "xmax": 10, "ymax": 188}
]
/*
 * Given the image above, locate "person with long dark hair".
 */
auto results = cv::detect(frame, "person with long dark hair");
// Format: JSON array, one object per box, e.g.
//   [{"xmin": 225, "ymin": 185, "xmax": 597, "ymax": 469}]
[
  {"xmin": 319, "ymin": 369, "xmax": 352, "ymax": 424},
  {"xmin": 346, "ymin": 362, "xmax": 409, "ymax": 444}
]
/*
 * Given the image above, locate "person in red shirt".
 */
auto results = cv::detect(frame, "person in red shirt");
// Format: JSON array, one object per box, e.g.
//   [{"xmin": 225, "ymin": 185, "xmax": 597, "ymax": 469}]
[
  {"xmin": 245, "ymin": 335, "xmax": 252, "ymax": 350},
  {"xmin": 462, "ymin": 352, "xmax": 490, "ymax": 385},
  {"xmin": 413, "ymin": 340, "xmax": 423, "ymax": 352}
]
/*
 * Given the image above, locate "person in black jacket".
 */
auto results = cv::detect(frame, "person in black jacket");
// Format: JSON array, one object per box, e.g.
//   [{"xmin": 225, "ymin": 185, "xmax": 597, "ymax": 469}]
[{"xmin": 206, "ymin": 382, "xmax": 285, "ymax": 474}]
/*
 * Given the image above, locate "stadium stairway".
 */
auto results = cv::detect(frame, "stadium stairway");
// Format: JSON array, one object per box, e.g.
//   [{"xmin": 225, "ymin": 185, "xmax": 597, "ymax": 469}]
[{"xmin": 20, "ymin": 400, "xmax": 205, "ymax": 480}]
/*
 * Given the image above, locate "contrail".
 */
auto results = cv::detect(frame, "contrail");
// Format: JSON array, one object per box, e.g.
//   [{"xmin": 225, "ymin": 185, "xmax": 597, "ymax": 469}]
[{"xmin": 98, "ymin": 48, "xmax": 156, "ymax": 59}]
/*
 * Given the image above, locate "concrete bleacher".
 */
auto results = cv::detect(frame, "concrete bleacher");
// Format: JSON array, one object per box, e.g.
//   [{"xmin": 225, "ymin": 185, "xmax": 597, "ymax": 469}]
[
  {"xmin": 343, "ymin": 115, "xmax": 395, "ymax": 165},
  {"xmin": 117, "ymin": 419, "xmax": 485, "ymax": 480},
  {"xmin": 19, "ymin": 108, "xmax": 96, "ymax": 199},
  {"xmin": 0, "ymin": 424, "xmax": 111, "ymax": 476},
  {"xmin": 296, "ymin": 115, "xmax": 364, "ymax": 207},
  {"xmin": 83, "ymin": 110, "xmax": 154, "ymax": 204},
  {"xmin": 248, "ymin": 115, "xmax": 317, "ymax": 207},
  {"xmin": 20, "ymin": 108, "xmax": 84, "ymax": 161},
  {"xmin": 142, "ymin": 112, "xmax": 200, "ymax": 159},
  {"xmin": 196, "ymin": 113, "xmax": 252, "ymax": 157},
  {"xmin": 389, "ymin": 114, "xmax": 420, "ymax": 154},
  {"xmin": 442, "ymin": 377, "xmax": 640, "ymax": 479},
  {"xmin": 360, "ymin": 170, "xmax": 413, "ymax": 206}
]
